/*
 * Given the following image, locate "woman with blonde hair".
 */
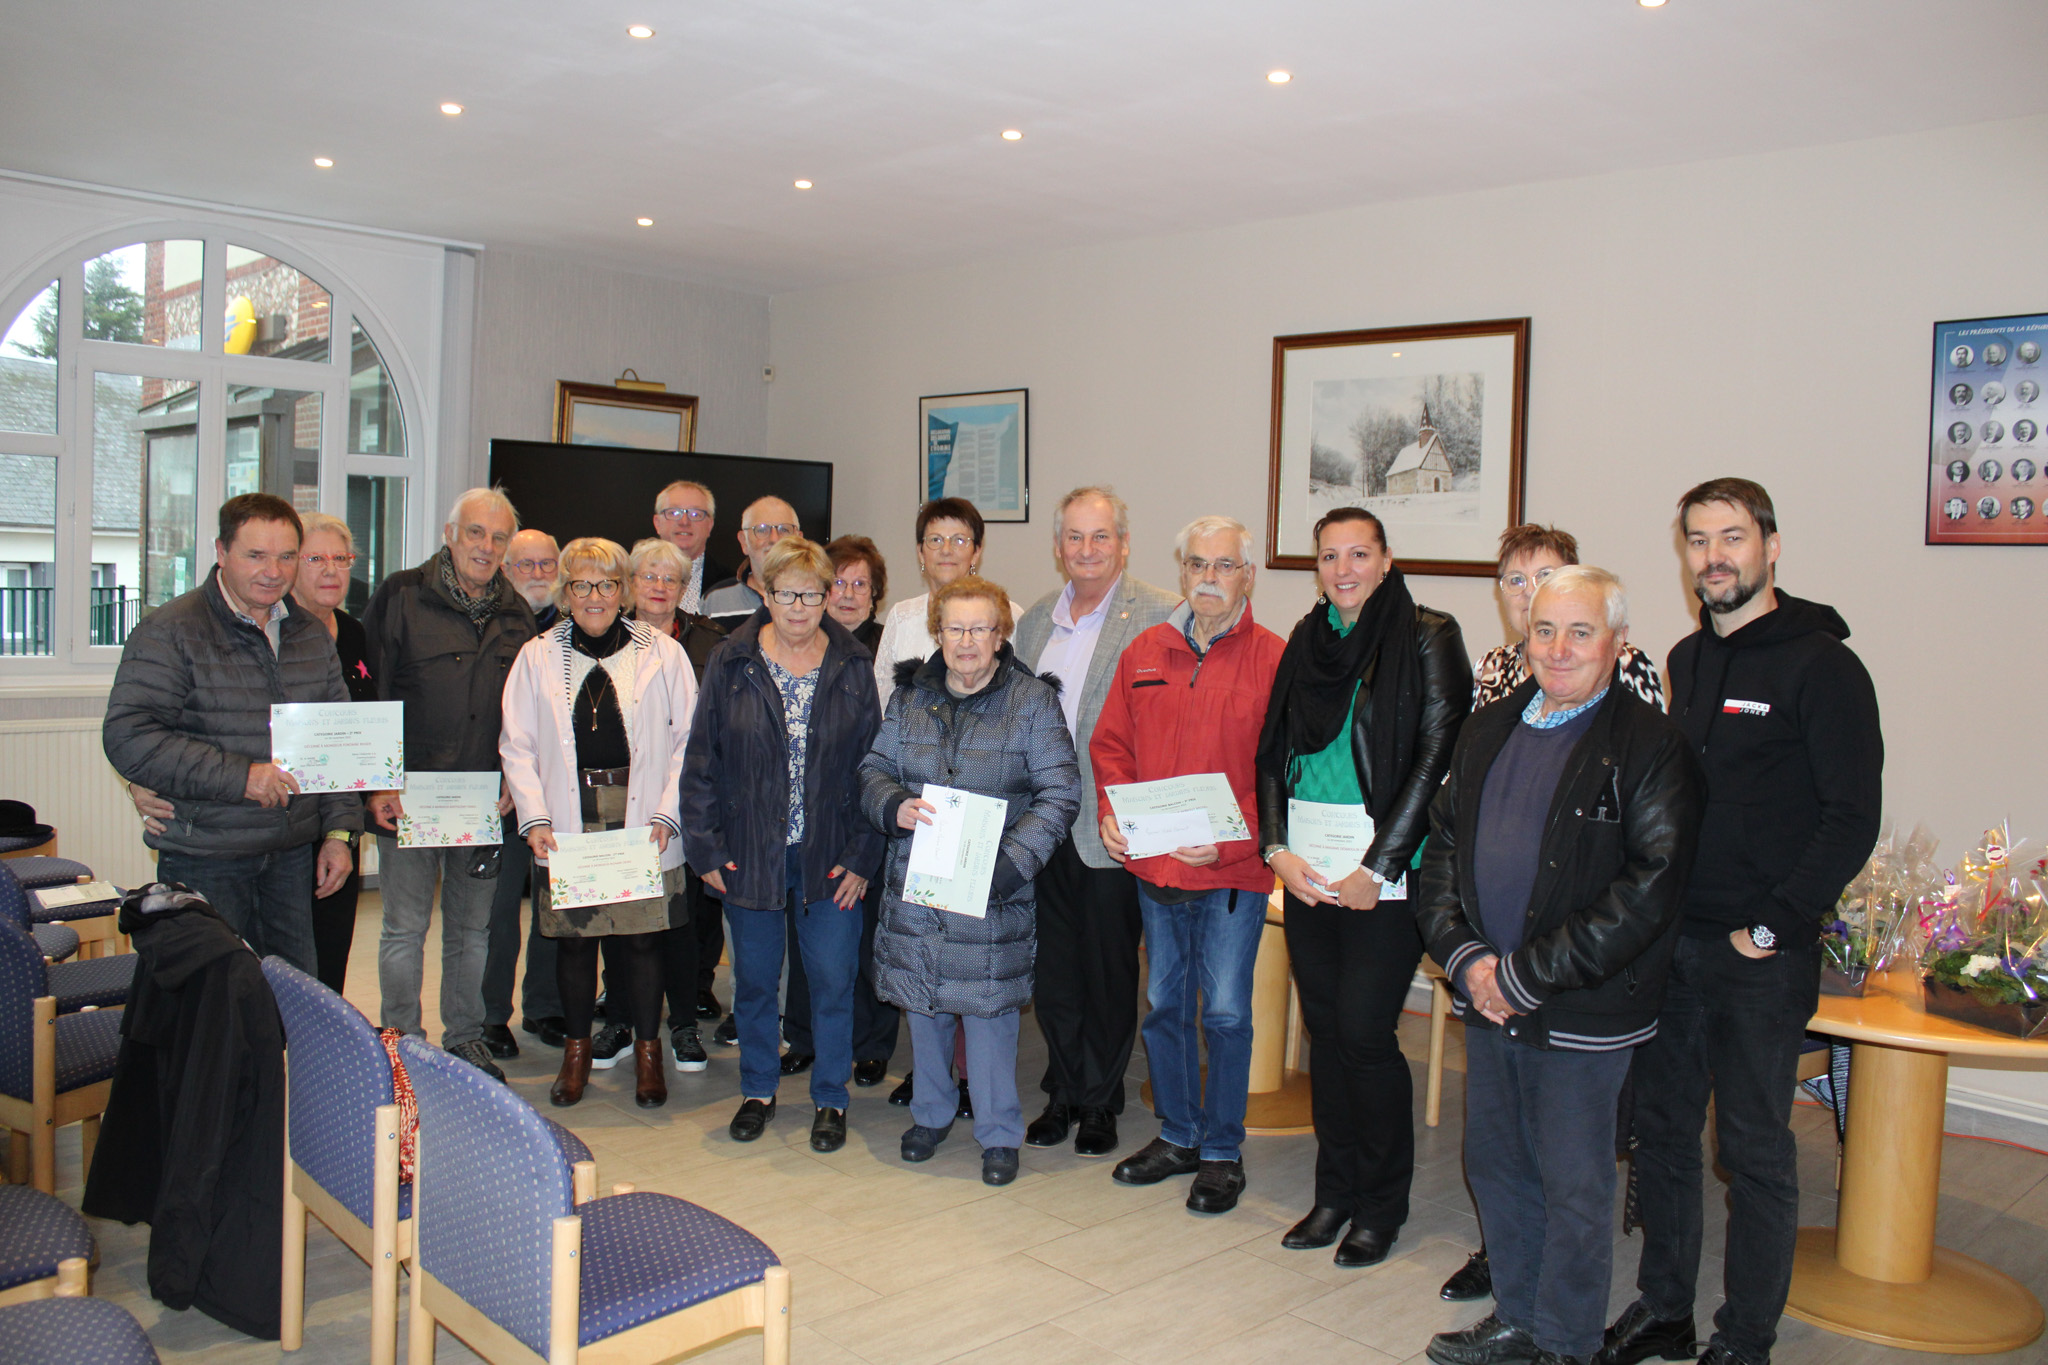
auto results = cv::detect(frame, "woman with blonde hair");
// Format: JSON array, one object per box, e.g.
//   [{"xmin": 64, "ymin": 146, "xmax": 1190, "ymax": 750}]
[{"xmin": 500, "ymin": 536, "xmax": 697, "ymax": 1109}]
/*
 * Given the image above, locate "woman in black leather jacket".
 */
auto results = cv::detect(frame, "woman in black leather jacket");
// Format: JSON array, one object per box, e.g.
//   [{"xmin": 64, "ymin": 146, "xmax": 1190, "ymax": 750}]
[{"xmin": 1254, "ymin": 507, "xmax": 1470, "ymax": 1268}]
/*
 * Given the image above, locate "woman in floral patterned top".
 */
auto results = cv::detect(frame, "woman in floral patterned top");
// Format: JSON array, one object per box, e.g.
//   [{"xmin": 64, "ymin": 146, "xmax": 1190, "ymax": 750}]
[{"xmin": 1472, "ymin": 524, "xmax": 1665, "ymax": 712}]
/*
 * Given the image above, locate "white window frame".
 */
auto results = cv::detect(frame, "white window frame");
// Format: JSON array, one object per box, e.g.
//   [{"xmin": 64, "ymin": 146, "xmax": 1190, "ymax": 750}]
[{"xmin": 0, "ymin": 218, "xmax": 431, "ymax": 676}]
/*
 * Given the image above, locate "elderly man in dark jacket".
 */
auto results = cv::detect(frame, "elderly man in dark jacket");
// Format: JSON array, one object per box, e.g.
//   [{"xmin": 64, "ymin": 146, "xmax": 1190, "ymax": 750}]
[
  {"xmin": 860, "ymin": 576, "xmax": 1081, "ymax": 1186},
  {"xmin": 1416, "ymin": 567, "xmax": 1704, "ymax": 1365},
  {"xmin": 103, "ymin": 494, "xmax": 360, "ymax": 974},
  {"xmin": 361, "ymin": 487, "xmax": 535, "ymax": 1080}
]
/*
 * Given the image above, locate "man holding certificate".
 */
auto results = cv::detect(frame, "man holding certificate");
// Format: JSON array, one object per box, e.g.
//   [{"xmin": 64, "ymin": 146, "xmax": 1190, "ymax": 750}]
[
  {"xmin": 362, "ymin": 488, "xmax": 537, "ymax": 1081},
  {"xmin": 104, "ymin": 494, "xmax": 362, "ymax": 974},
  {"xmin": 1090, "ymin": 515, "xmax": 1284, "ymax": 1216}
]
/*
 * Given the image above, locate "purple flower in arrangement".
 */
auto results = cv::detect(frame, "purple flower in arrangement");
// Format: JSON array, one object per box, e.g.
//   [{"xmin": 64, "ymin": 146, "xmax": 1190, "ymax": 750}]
[
  {"xmin": 1825, "ymin": 919, "xmax": 1852, "ymax": 939},
  {"xmin": 1930, "ymin": 923, "xmax": 1972, "ymax": 952}
]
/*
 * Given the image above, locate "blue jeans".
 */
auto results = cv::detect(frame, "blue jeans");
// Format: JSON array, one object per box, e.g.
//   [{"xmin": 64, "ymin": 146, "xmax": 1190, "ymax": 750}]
[
  {"xmin": 157, "ymin": 844, "xmax": 316, "ymax": 974},
  {"xmin": 726, "ymin": 846, "xmax": 860, "ymax": 1109},
  {"xmin": 1465, "ymin": 1026, "xmax": 1634, "ymax": 1360},
  {"xmin": 1137, "ymin": 882, "xmax": 1265, "ymax": 1161}
]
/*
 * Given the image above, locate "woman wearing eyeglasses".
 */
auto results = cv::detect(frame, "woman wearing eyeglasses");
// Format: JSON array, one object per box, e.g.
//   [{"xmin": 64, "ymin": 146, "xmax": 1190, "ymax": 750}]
[
  {"xmin": 871, "ymin": 497, "xmax": 985, "ymax": 704},
  {"xmin": 679, "ymin": 537, "xmax": 883, "ymax": 1153},
  {"xmin": 500, "ymin": 537, "xmax": 697, "ymax": 1110},
  {"xmin": 859, "ymin": 575, "xmax": 1080, "ymax": 1185},
  {"xmin": 1473, "ymin": 525, "xmax": 1664, "ymax": 710},
  {"xmin": 629, "ymin": 537, "xmax": 727, "ymax": 676}
]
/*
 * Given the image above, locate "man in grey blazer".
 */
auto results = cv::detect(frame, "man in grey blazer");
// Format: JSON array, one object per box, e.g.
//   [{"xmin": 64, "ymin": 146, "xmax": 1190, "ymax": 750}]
[{"xmin": 1012, "ymin": 486, "xmax": 1179, "ymax": 1157}]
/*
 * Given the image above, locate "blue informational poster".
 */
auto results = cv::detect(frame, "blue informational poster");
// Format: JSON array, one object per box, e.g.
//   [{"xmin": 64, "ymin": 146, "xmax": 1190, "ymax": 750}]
[
  {"xmin": 1928, "ymin": 313, "xmax": 2048, "ymax": 545},
  {"xmin": 919, "ymin": 390, "xmax": 1029, "ymax": 521}
]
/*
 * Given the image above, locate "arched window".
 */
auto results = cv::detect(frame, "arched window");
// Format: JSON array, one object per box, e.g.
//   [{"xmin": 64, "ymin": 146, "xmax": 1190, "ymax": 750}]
[{"xmin": 0, "ymin": 227, "xmax": 419, "ymax": 662}]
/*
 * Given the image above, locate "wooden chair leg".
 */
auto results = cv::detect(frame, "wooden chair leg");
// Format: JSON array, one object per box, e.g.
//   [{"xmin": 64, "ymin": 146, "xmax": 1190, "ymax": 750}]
[
  {"xmin": 572, "ymin": 1159, "xmax": 595, "ymax": 1206},
  {"xmin": 761, "ymin": 1263, "xmax": 791, "ymax": 1365},
  {"xmin": 54, "ymin": 1258, "xmax": 87, "ymax": 1297},
  {"xmin": 371, "ymin": 1104, "xmax": 401, "ymax": 1365},
  {"xmin": 1425, "ymin": 977, "xmax": 1450, "ymax": 1128},
  {"xmin": 32, "ymin": 997, "xmax": 56, "ymax": 1194},
  {"xmin": 549, "ymin": 1215, "xmax": 581, "ymax": 1365},
  {"xmin": 281, "ymin": 1173, "xmax": 307, "ymax": 1350},
  {"xmin": 407, "ymin": 1261, "xmax": 435, "ymax": 1365}
]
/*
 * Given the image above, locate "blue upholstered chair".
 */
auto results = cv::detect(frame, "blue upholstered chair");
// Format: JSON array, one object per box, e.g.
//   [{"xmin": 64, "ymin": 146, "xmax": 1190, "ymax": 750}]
[
  {"xmin": 399, "ymin": 1035, "xmax": 790, "ymax": 1365},
  {"xmin": 260, "ymin": 959, "xmax": 597, "ymax": 1365},
  {"xmin": 0, "ymin": 1297, "xmax": 161, "ymax": 1364},
  {"xmin": 2, "ymin": 858, "xmax": 94, "ymax": 891},
  {"xmin": 0, "ymin": 861, "xmax": 118, "ymax": 961},
  {"xmin": 0, "ymin": 921, "xmax": 123, "ymax": 1192},
  {"xmin": 0, "ymin": 1186, "xmax": 92, "ymax": 1306}
]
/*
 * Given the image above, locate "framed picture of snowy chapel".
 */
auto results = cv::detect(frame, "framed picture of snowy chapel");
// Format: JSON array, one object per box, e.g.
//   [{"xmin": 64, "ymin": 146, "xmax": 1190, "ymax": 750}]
[{"xmin": 1266, "ymin": 318, "xmax": 1529, "ymax": 575}]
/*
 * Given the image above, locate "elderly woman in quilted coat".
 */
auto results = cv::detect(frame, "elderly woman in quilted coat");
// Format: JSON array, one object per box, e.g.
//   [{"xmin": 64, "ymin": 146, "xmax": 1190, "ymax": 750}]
[{"xmin": 859, "ymin": 575, "xmax": 1080, "ymax": 1187}]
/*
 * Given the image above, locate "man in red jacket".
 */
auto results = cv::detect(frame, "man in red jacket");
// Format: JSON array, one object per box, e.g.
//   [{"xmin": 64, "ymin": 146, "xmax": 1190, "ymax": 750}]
[{"xmin": 1091, "ymin": 514, "xmax": 1286, "ymax": 1215}]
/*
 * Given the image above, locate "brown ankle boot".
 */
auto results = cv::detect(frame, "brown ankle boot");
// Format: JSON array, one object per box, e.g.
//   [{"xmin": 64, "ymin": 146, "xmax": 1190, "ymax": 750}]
[
  {"xmin": 551, "ymin": 1037, "xmax": 593, "ymax": 1106},
  {"xmin": 634, "ymin": 1039, "xmax": 667, "ymax": 1108}
]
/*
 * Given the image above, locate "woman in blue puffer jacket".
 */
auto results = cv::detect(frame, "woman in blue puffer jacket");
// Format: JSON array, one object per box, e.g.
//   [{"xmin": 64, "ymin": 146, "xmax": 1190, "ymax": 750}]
[{"xmin": 859, "ymin": 575, "xmax": 1080, "ymax": 1186}]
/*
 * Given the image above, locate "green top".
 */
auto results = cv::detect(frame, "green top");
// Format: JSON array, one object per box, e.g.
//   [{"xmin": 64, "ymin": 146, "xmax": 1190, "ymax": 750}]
[{"xmin": 1287, "ymin": 604, "xmax": 1365, "ymax": 806}]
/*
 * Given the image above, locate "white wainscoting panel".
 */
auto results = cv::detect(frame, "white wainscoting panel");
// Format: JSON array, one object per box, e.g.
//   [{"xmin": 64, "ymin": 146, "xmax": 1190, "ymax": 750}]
[{"xmin": 1, "ymin": 716, "xmax": 156, "ymax": 888}]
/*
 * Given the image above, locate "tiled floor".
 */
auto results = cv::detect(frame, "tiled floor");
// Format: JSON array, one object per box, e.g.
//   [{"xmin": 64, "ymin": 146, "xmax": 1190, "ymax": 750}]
[{"xmin": 53, "ymin": 893, "xmax": 2048, "ymax": 1363}]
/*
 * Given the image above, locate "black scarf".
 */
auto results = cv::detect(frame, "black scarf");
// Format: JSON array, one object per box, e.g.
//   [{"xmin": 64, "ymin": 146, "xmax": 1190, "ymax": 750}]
[
  {"xmin": 1255, "ymin": 564, "xmax": 1422, "ymax": 823},
  {"xmin": 436, "ymin": 546, "xmax": 505, "ymax": 634}
]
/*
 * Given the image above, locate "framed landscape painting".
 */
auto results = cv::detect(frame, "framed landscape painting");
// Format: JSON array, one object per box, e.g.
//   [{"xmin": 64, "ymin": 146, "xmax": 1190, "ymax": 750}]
[
  {"xmin": 1267, "ymin": 318, "xmax": 1529, "ymax": 575},
  {"xmin": 920, "ymin": 389, "xmax": 1029, "ymax": 521},
  {"xmin": 554, "ymin": 380, "xmax": 698, "ymax": 452}
]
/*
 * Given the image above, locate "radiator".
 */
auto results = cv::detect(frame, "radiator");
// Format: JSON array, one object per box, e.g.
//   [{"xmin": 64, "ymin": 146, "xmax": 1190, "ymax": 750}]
[{"xmin": 0, "ymin": 717, "xmax": 158, "ymax": 888}]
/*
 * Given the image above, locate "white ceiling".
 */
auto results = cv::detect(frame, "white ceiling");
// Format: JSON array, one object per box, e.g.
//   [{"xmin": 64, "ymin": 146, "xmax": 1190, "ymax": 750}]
[{"xmin": 5, "ymin": 0, "xmax": 2045, "ymax": 294}]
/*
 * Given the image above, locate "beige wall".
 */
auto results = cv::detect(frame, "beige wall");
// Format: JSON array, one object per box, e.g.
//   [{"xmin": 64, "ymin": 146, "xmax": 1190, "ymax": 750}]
[
  {"xmin": 768, "ymin": 115, "xmax": 2048, "ymax": 1133},
  {"xmin": 468, "ymin": 246, "xmax": 771, "ymax": 486}
]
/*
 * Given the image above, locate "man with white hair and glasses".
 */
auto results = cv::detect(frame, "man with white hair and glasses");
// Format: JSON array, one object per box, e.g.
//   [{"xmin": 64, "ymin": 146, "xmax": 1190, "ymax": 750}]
[
  {"xmin": 1089, "ymin": 515, "xmax": 1286, "ymax": 1214},
  {"xmin": 361, "ymin": 486, "xmax": 538, "ymax": 1079},
  {"xmin": 651, "ymin": 479, "xmax": 732, "ymax": 614}
]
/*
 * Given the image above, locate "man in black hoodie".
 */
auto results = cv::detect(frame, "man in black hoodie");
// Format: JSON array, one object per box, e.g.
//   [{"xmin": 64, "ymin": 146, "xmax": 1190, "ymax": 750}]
[{"xmin": 1599, "ymin": 480, "xmax": 1881, "ymax": 1365}]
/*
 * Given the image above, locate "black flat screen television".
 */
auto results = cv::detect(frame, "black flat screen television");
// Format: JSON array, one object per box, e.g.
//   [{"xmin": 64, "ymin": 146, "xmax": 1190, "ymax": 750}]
[{"xmin": 486, "ymin": 440, "xmax": 833, "ymax": 578}]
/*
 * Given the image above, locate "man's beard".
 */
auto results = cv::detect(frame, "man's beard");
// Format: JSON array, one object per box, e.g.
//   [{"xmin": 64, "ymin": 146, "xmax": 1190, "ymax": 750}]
[
  {"xmin": 517, "ymin": 584, "xmax": 554, "ymax": 611},
  {"xmin": 1693, "ymin": 563, "xmax": 1763, "ymax": 615}
]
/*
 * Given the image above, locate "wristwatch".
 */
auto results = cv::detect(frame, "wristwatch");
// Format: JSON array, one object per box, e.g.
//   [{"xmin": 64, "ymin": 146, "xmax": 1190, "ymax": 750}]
[
  {"xmin": 1746, "ymin": 922, "xmax": 1777, "ymax": 951},
  {"xmin": 324, "ymin": 829, "xmax": 357, "ymax": 847}
]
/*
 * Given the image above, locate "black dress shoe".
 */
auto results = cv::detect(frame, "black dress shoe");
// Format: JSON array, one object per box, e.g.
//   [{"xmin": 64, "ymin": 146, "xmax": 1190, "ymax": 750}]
[
  {"xmin": 888, "ymin": 1075, "xmax": 914, "ymax": 1106},
  {"xmin": 1592, "ymin": 1301, "xmax": 1696, "ymax": 1365},
  {"xmin": 1025, "ymin": 1102, "xmax": 1073, "ymax": 1147},
  {"xmin": 1333, "ymin": 1224, "xmax": 1396, "ymax": 1268},
  {"xmin": 1074, "ymin": 1106, "xmax": 1118, "ymax": 1156},
  {"xmin": 479, "ymin": 1023, "xmax": 519, "ymax": 1058},
  {"xmin": 779, "ymin": 1051, "xmax": 815, "ymax": 1076},
  {"xmin": 523, "ymin": 1016, "xmax": 568, "ymax": 1048},
  {"xmin": 853, "ymin": 1058, "xmax": 889, "ymax": 1087},
  {"xmin": 1425, "ymin": 1312, "xmax": 1538, "ymax": 1365},
  {"xmin": 810, "ymin": 1107, "xmax": 847, "ymax": 1153},
  {"xmin": 1281, "ymin": 1206, "xmax": 1351, "ymax": 1249},
  {"xmin": 1186, "ymin": 1159, "xmax": 1246, "ymax": 1214},
  {"xmin": 1112, "ymin": 1138, "xmax": 1199, "ymax": 1185},
  {"xmin": 1441, "ymin": 1247, "xmax": 1494, "ymax": 1302},
  {"xmin": 713, "ymin": 1012, "xmax": 739, "ymax": 1046},
  {"xmin": 728, "ymin": 1096, "xmax": 776, "ymax": 1142},
  {"xmin": 696, "ymin": 988, "xmax": 722, "ymax": 1020}
]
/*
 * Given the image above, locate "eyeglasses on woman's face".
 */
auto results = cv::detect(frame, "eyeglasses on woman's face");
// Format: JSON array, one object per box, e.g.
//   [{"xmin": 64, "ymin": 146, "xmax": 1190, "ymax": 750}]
[
  {"xmin": 301, "ymin": 553, "xmax": 356, "ymax": 571},
  {"xmin": 922, "ymin": 533, "xmax": 974, "ymax": 552},
  {"xmin": 1498, "ymin": 566, "xmax": 1559, "ymax": 595},
  {"xmin": 939, "ymin": 624, "xmax": 997, "ymax": 642},
  {"xmin": 770, "ymin": 588, "xmax": 826, "ymax": 606},
  {"xmin": 566, "ymin": 578, "xmax": 622, "ymax": 598},
  {"xmin": 830, "ymin": 575, "xmax": 872, "ymax": 598},
  {"xmin": 635, "ymin": 571, "xmax": 680, "ymax": 590}
]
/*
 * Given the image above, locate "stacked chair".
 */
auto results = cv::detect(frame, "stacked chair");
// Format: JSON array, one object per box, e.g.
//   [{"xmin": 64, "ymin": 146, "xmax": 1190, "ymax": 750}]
[
  {"xmin": 399, "ymin": 1033, "xmax": 790, "ymax": 1364},
  {"xmin": 261, "ymin": 958, "xmax": 599, "ymax": 1365},
  {"xmin": 0, "ymin": 860, "xmax": 122, "ymax": 961},
  {"xmin": 0, "ymin": 1173, "xmax": 160, "ymax": 1364},
  {"xmin": 0, "ymin": 921, "xmax": 122, "ymax": 1192}
]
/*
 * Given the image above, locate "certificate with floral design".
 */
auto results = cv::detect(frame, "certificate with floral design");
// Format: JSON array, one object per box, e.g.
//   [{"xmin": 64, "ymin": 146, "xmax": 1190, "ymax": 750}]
[
  {"xmin": 547, "ymin": 826, "xmax": 664, "ymax": 910},
  {"xmin": 395, "ymin": 772, "xmax": 501, "ymax": 848},
  {"xmin": 270, "ymin": 701, "xmax": 405, "ymax": 792}
]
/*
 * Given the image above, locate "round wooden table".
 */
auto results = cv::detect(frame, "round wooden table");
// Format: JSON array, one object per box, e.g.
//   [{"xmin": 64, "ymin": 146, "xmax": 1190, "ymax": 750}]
[{"xmin": 1785, "ymin": 969, "xmax": 2047, "ymax": 1354}]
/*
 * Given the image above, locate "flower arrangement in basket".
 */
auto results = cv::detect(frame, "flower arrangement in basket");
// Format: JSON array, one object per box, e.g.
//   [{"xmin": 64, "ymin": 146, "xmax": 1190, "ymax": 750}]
[
  {"xmin": 1919, "ymin": 823, "xmax": 2048, "ymax": 1039},
  {"xmin": 1821, "ymin": 826, "xmax": 1938, "ymax": 996}
]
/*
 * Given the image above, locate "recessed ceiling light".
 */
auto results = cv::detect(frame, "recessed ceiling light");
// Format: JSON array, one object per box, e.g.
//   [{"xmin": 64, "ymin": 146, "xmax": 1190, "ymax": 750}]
[
  {"xmin": 1267, "ymin": 70, "xmax": 1292, "ymax": 84},
  {"xmin": 313, "ymin": 157, "xmax": 334, "ymax": 168},
  {"xmin": 627, "ymin": 23, "xmax": 655, "ymax": 38},
  {"xmin": 1001, "ymin": 129, "xmax": 1023, "ymax": 141},
  {"xmin": 793, "ymin": 179, "xmax": 814, "ymax": 190},
  {"xmin": 1639, "ymin": 0, "xmax": 1667, "ymax": 7},
  {"xmin": 440, "ymin": 102, "xmax": 464, "ymax": 116},
  {"xmin": 636, "ymin": 217, "xmax": 654, "ymax": 227}
]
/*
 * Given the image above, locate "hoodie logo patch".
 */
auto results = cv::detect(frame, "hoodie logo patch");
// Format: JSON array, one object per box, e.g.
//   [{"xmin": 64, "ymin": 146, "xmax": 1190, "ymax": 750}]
[{"xmin": 1722, "ymin": 699, "xmax": 1771, "ymax": 716}]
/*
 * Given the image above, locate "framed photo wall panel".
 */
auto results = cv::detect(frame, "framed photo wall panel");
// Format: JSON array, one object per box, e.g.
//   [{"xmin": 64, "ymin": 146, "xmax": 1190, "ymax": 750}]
[
  {"xmin": 1926, "ymin": 313, "xmax": 2047, "ymax": 545},
  {"xmin": 920, "ymin": 389, "xmax": 1029, "ymax": 522},
  {"xmin": 554, "ymin": 380, "xmax": 698, "ymax": 452},
  {"xmin": 1267, "ymin": 318, "xmax": 1529, "ymax": 575}
]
